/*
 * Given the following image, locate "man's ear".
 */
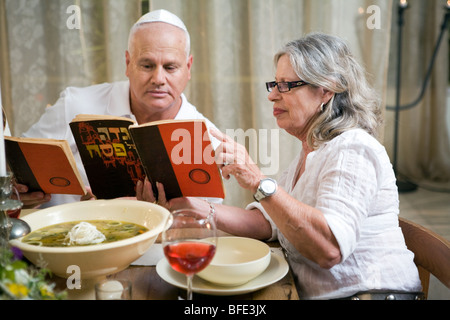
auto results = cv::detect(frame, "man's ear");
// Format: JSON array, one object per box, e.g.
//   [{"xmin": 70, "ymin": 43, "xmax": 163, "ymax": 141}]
[
  {"xmin": 186, "ymin": 55, "xmax": 193, "ymax": 80},
  {"xmin": 125, "ymin": 50, "xmax": 131, "ymax": 77}
]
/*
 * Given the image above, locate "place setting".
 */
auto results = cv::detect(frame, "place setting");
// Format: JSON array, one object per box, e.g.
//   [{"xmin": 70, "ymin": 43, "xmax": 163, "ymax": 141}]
[
  {"xmin": 155, "ymin": 209, "xmax": 289, "ymax": 298},
  {"xmin": 156, "ymin": 244, "xmax": 289, "ymax": 297}
]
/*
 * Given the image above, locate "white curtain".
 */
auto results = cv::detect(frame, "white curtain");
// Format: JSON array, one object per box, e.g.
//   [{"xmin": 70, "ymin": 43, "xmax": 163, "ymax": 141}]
[
  {"xmin": 0, "ymin": 0, "xmax": 140, "ymax": 135},
  {"xmin": 149, "ymin": 0, "xmax": 393, "ymax": 206},
  {"xmin": 1, "ymin": 0, "xmax": 397, "ymax": 207},
  {"xmin": 385, "ymin": 0, "xmax": 450, "ymax": 192}
]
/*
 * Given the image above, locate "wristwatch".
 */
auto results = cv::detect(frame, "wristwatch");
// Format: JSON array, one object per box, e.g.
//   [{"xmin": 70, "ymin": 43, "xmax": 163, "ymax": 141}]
[{"xmin": 253, "ymin": 178, "xmax": 277, "ymax": 202}]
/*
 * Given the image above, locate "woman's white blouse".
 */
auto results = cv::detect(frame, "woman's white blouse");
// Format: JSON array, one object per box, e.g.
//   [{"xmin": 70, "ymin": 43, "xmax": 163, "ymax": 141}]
[{"xmin": 248, "ymin": 129, "xmax": 422, "ymax": 299}]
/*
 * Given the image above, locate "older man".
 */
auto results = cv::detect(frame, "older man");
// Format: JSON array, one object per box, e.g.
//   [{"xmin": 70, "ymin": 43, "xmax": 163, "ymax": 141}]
[{"xmin": 19, "ymin": 9, "xmax": 218, "ymax": 208}]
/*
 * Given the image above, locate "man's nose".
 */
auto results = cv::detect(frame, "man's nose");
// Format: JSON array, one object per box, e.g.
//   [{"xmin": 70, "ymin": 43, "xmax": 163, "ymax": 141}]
[{"xmin": 151, "ymin": 66, "xmax": 165, "ymax": 85}]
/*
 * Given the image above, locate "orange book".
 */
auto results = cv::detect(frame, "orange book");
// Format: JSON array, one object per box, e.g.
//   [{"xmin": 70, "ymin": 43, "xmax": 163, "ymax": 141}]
[
  {"xmin": 4, "ymin": 136, "xmax": 86, "ymax": 195},
  {"xmin": 129, "ymin": 119, "xmax": 225, "ymax": 200}
]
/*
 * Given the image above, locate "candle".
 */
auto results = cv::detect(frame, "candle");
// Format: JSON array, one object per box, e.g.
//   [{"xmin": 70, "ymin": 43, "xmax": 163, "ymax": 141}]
[
  {"xmin": 447, "ymin": 0, "xmax": 450, "ymax": 9},
  {"xmin": 399, "ymin": 0, "xmax": 408, "ymax": 8},
  {"xmin": 0, "ymin": 108, "xmax": 6, "ymax": 176}
]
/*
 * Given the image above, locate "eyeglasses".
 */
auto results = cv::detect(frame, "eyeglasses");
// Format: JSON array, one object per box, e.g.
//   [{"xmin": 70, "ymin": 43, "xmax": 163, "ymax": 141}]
[{"xmin": 265, "ymin": 80, "xmax": 308, "ymax": 93}]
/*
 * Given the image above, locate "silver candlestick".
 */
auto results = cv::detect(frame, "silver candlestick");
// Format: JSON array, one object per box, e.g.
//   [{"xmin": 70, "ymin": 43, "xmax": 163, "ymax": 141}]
[{"xmin": 0, "ymin": 172, "xmax": 23, "ymax": 247}]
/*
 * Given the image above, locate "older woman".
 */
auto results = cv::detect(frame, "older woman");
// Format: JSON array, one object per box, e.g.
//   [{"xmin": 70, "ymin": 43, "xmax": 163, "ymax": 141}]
[{"xmin": 137, "ymin": 32, "xmax": 422, "ymax": 300}]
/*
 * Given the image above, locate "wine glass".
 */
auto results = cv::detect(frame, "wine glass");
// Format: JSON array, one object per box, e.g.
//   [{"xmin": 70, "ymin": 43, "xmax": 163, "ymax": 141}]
[
  {"xmin": 7, "ymin": 184, "xmax": 22, "ymax": 219},
  {"xmin": 162, "ymin": 209, "xmax": 217, "ymax": 300}
]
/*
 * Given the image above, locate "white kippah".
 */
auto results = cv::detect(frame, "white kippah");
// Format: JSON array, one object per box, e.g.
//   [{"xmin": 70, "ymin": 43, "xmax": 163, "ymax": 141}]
[{"xmin": 134, "ymin": 9, "xmax": 187, "ymax": 32}]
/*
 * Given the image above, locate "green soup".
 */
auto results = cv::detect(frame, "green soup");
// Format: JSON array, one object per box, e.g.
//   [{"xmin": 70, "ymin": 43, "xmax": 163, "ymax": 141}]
[{"xmin": 22, "ymin": 220, "xmax": 148, "ymax": 247}]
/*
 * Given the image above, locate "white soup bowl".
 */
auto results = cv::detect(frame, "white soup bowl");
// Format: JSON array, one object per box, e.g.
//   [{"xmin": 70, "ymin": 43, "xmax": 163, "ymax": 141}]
[{"xmin": 197, "ymin": 236, "xmax": 271, "ymax": 286}]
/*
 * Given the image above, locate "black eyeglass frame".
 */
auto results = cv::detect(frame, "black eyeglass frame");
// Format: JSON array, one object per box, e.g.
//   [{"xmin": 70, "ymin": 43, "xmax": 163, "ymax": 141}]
[{"xmin": 265, "ymin": 80, "xmax": 309, "ymax": 93}]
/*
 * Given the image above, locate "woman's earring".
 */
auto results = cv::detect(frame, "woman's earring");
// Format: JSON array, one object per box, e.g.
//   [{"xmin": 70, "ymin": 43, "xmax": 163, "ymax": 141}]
[{"xmin": 320, "ymin": 103, "xmax": 324, "ymax": 112}]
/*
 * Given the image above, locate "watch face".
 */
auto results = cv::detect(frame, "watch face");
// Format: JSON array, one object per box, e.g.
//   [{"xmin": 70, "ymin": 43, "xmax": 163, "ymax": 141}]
[{"xmin": 261, "ymin": 179, "xmax": 276, "ymax": 194}]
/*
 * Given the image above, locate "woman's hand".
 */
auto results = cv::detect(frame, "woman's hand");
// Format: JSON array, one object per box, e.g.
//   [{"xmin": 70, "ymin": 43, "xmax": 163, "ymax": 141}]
[{"xmin": 209, "ymin": 128, "xmax": 264, "ymax": 193}]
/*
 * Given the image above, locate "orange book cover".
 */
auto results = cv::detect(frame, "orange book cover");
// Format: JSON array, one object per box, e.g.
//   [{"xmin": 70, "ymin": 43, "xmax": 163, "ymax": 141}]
[
  {"xmin": 129, "ymin": 119, "xmax": 225, "ymax": 200},
  {"xmin": 4, "ymin": 136, "xmax": 86, "ymax": 195}
]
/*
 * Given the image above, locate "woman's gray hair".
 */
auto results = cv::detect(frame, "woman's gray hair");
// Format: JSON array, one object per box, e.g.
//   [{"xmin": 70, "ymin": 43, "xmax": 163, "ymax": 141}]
[{"xmin": 275, "ymin": 32, "xmax": 383, "ymax": 149}]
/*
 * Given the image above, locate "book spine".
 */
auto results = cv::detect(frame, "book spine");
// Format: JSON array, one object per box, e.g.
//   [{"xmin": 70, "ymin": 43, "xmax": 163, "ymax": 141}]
[
  {"xmin": 131, "ymin": 125, "xmax": 182, "ymax": 200},
  {"xmin": 5, "ymin": 140, "xmax": 42, "ymax": 191}
]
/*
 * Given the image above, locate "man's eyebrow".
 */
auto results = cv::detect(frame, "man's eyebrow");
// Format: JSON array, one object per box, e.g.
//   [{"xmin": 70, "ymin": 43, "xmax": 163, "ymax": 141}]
[
  {"xmin": 137, "ymin": 57, "xmax": 153, "ymax": 63},
  {"xmin": 137, "ymin": 57, "xmax": 180, "ymax": 66}
]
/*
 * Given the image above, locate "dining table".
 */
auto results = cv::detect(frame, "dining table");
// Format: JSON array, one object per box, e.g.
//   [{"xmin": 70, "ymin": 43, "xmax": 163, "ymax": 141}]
[
  {"xmin": 49, "ymin": 241, "xmax": 299, "ymax": 301},
  {"xmin": 20, "ymin": 208, "xmax": 300, "ymax": 301},
  {"xmin": 106, "ymin": 241, "xmax": 299, "ymax": 300}
]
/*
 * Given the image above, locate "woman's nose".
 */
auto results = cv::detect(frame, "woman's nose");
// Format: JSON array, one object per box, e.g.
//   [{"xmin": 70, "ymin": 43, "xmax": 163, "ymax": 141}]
[{"xmin": 268, "ymin": 87, "xmax": 280, "ymax": 102}]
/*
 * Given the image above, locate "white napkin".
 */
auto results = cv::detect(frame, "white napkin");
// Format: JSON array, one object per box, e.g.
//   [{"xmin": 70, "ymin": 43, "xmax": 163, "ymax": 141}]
[
  {"xmin": 270, "ymin": 247, "xmax": 284, "ymax": 257},
  {"xmin": 131, "ymin": 243, "xmax": 165, "ymax": 266}
]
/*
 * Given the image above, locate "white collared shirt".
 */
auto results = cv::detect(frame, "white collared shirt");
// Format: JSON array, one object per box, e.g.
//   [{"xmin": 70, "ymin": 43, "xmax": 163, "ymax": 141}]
[
  {"xmin": 248, "ymin": 129, "xmax": 422, "ymax": 299},
  {"xmin": 24, "ymin": 81, "xmax": 219, "ymax": 207}
]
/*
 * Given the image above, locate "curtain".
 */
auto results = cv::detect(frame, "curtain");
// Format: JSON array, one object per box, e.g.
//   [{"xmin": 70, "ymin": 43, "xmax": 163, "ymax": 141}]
[
  {"xmin": 1, "ymin": 0, "xmax": 395, "ymax": 207},
  {"xmin": 0, "ymin": 0, "xmax": 140, "ymax": 135},
  {"xmin": 149, "ymin": 0, "xmax": 393, "ymax": 206},
  {"xmin": 385, "ymin": 0, "xmax": 450, "ymax": 192}
]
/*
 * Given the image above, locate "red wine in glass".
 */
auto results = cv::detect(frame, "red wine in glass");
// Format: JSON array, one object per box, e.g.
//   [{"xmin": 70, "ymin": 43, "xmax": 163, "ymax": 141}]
[
  {"xmin": 7, "ymin": 185, "xmax": 22, "ymax": 218},
  {"xmin": 7, "ymin": 208, "xmax": 21, "ymax": 219},
  {"xmin": 162, "ymin": 209, "xmax": 217, "ymax": 300},
  {"xmin": 164, "ymin": 241, "xmax": 216, "ymax": 276}
]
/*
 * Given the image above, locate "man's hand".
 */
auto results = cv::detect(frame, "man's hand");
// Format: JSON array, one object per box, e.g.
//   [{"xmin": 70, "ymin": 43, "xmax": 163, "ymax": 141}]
[{"xmin": 14, "ymin": 183, "xmax": 51, "ymax": 209}]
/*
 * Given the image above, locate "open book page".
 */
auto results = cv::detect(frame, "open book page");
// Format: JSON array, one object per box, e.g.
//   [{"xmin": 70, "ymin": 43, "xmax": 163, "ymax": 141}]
[{"xmin": 70, "ymin": 115, "xmax": 143, "ymax": 199}]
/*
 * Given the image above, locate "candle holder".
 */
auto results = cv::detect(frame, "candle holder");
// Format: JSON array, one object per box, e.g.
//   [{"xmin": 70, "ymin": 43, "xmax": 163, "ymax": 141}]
[{"xmin": 0, "ymin": 172, "xmax": 23, "ymax": 248}]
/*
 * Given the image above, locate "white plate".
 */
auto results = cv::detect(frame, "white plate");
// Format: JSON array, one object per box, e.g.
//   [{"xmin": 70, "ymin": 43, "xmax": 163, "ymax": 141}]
[{"xmin": 156, "ymin": 251, "xmax": 289, "ymax": 296}]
